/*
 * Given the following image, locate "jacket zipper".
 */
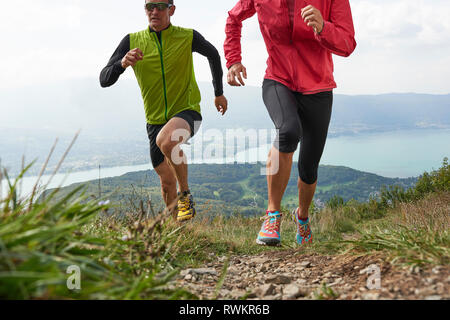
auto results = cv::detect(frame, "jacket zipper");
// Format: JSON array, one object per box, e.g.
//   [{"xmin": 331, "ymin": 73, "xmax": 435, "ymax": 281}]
[{"xmin": 153, "ymin": 32, "xmax": 169, "ymax": 122}]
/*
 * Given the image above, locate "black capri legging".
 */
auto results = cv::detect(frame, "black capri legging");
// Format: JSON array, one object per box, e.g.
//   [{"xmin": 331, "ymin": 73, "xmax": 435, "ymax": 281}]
[{"xmin": 262, "ymin": 79, "xmax": 333, "ymax": 184}]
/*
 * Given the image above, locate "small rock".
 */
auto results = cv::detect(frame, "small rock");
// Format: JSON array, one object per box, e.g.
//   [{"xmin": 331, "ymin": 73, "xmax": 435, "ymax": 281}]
[
  {"xmin": 263, "ymin": 293, "xmax": 282, "ymax": 300},
  {"xmin": 266, "ymin": 274, "xmax": 292, "ymax": 285},
  {"xmin": 425, "ymin": 295, "xmax": 442, "ymax": 300},
  {"xmin": 311, "ymin": 278, "xmax": 320, "ymax": 284},
  {"xmin": 190, "ymin": 268, "xmax": 218, "ymax": 276},
  {"xmin": 283, "ymin": 284, "xmax": 304, "ymax": 299},
  {"xmin": 180, "ymin": 269, "xmax": 191, "ymax": 277},
  {"xmin": 256, "ymin": 284, "xmax": 276, "ymax": 297},
  {"xmin": 219, "ymin": 289, "xmax": 231, "ymax": 297},
  {"xmin": 250, "ymin": 256, "xmax": 269, "ymax": 265},
  {"xmin": 328, "ymin": 278, "xmax": 342, "ymax": 286},
  {"xmin": 432, "ymin": 266, "xmax": 442, "ymax": 274},
  {"xmin": 362, "ymin": 292, "xmax": 380, "ymax": 300},
  {"xmin": 230, "ymin": 289, "xmax": 246, "ymax": 299},
  {"xmin": 300, "ymin": 261, "xmax": 312, "ymax": 268},
  {"xmin": 436, "ymin": 283, "xmax": 445, "ymax": 295},
  {"xmin": 184, "ymin": 274, "xmax": 192, "ymax": 281}
]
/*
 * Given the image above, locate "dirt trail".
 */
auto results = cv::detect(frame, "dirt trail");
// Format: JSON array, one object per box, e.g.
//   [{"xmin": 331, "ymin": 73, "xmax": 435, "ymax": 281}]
[{"xmin": 174, "ymin": 250, "xmax": 450, "ymax": 300}]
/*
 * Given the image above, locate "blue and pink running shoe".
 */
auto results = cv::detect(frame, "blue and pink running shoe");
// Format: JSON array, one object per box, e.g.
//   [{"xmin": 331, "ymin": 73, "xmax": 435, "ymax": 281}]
[
  {"xmin": 293, "ymin": 208, "xmax": 312, "ymax": 245},
  {"xmin": 256, "ymin": 211, "xmax": 282, "ymax": 246}
]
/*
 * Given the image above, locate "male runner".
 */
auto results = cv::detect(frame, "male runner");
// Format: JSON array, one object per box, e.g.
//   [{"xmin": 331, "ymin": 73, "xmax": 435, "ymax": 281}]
[
  {"xmin": 224, "ymin": 0, "xmax": 356, "ymax": 245},
  {"xmin": 101, "ymin": 0, "xmax": 228, "ymax": 221}
]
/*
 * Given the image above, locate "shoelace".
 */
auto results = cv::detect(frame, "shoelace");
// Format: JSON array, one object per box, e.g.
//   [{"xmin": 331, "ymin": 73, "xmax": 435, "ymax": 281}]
[
  {"xmin": 178, "ymin": 195, "xmax": 191, "ymax": 211},
  {"xmin": 296, "ymin": 220, "xmax": 311, "ymax": 238},
  {"xmin": 290, "ymin": 209, "xmax": 311, "ymax": 238},
  {"xmin": 260, "ymin": 214, "xmax": 281, "ymax": 233}
]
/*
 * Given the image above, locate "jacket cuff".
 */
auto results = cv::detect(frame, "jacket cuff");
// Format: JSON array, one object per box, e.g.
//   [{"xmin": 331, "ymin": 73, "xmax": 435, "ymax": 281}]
[
  {"xmin": 114, "ymin": 60, "xmax": 126, "ymax": 73},
  {"xmin": 226, "ymin": 60, "xmax": 241, "ymax": 70},
  {"xmin": 315, "ymin": 20, "xmax": 330, "ymax": 40}
]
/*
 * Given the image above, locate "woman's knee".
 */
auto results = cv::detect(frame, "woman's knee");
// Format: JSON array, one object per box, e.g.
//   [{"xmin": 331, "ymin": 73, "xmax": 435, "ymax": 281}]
[
  {"xmin": 298, "ymin": 163, "xmax": 318, "ymax": 185},
  {"xmin": 277, "ymin": 126, "xmax": 301, "ymax": 153}
]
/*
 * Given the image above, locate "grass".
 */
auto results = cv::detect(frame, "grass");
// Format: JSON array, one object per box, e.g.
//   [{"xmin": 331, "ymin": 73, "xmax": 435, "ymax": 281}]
[
  {"xmin": 344, "ymin": 192, "xmax": 450, "ymax": 266},
  {"xmin": 0, "ymin": 139, "xmax": 194, "ymax": 300},
  {"xmin": 156, "ymin": 158, "xmax": 450, "ymax": 268},
  {"xmin": 1, "ymin": 140, "xmax": 448, "ymax": 299}
]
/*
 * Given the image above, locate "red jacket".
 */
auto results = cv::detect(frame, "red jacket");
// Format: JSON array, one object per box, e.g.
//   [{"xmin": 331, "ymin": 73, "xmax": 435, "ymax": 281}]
[{"xmin": 224, "ymin": 0, "xmax": 356, "ymax": 94}]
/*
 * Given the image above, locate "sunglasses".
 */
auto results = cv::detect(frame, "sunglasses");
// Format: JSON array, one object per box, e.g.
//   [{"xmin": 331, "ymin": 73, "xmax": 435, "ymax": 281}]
[{"xmin": 145, "ymin": 2, "xmax": 173, "ymax": 11}]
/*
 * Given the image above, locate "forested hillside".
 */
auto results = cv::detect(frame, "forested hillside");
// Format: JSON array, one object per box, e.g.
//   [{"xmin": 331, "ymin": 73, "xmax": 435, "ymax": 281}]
[{"xmin": 50, "ymin": 163, "xmax": 417, "ymax": 216}]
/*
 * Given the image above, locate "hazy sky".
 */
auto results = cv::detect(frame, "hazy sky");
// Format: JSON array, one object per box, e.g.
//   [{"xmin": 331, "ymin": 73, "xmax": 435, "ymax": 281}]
[{"xmin": 1, "ymin": 0, "xmax": 450, "ymax": 95}]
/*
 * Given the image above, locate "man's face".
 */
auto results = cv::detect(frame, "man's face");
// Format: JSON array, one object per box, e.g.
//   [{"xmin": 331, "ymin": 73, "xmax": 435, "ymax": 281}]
[{"xmin": 145, "ymin": 0, "xmax": 175, "ymax": 32}]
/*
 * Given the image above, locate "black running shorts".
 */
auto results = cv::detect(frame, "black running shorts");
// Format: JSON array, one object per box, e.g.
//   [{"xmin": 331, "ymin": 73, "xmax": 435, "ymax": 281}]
[{"xmin": 146, "ymin": 109, "xmax": 202, "ymax": 169}]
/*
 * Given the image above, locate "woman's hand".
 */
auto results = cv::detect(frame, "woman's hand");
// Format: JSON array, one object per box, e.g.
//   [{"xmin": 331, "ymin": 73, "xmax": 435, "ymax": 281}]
[
  {"xmin": 301, "ymin": 5, "xmax": 324, "ymax": 34},
  {"xmin": 227, "ymin": 63, "xmax": 247, "ymax": 87}
]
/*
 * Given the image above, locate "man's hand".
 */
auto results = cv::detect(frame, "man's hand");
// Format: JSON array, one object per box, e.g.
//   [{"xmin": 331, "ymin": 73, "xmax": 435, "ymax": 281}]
[
  {"xmin": 215, "ymin": 95, "xmax": 228, "ymax": 115},
  {"xmin": 301, "ymin": 5, "xmax": 324, "ymax": 34},
  {"xmin": 227, "ymin": 63, "xmax": 247, "ymax": 87},
  {"xmin": 121, "ymin": 48, "xmax": 144, "ymax": 69}
]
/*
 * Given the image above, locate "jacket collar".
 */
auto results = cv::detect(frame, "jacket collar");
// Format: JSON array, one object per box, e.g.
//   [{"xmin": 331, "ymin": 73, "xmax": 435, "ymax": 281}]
[{"xmin": 148, "ymin": 23, "xmax": 172, "ymax": 33}]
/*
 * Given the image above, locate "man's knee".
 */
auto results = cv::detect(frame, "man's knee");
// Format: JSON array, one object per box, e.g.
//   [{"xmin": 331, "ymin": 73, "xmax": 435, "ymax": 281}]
[
  {"xmin": 156, "ymin": 134, "xmax": 176, "ymax": 156},
  {"xmin": 156, "ymin": 128, "xmax": 190, "ymax": 156}
]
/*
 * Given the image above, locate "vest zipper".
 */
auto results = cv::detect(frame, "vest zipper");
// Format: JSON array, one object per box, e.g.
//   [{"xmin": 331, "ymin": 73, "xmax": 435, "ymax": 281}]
[{"xmin": 153, "ymin": 32, "xmax": 169, "ymax": 122}]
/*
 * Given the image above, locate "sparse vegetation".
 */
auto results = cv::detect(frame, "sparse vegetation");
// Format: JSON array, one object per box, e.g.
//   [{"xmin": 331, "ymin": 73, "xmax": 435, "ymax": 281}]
[
  {"xmin": 0, "ymin": 148, "xmax": 193, "ymax": 299},
  {"xmin": 1, "ymin": 152, "xmax": 448, "ymax": 299}
]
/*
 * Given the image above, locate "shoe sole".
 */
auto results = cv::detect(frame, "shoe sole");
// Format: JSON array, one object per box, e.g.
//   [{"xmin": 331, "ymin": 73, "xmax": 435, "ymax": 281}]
[{"xmin": 256, "ymin": 238, "xmax": 281, "ymax": 246}]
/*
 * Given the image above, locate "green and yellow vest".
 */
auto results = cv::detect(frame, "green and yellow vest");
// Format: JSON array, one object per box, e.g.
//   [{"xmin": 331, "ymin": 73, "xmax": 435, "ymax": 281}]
[{"xmin": 130, "ymin": 25, "xmax": 201, "ymax": 125}]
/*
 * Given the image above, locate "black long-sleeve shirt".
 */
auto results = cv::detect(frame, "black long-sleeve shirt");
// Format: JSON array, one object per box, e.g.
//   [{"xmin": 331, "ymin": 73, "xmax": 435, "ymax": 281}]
[{"xmin": 100, "ymin": 27, "xmax": 223, "ymax": 97}]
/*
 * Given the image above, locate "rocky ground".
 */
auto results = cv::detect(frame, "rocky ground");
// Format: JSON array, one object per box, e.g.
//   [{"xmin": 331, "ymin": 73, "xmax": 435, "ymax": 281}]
[{"xmin": 173, "ymin": 250, "xmax": 450, "ymax": 300}]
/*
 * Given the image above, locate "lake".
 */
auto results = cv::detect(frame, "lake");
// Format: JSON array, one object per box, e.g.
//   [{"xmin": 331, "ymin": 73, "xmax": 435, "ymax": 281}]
[{"xmin": 2, "ymin": 128, "xmax": 449, "ymax": 198}]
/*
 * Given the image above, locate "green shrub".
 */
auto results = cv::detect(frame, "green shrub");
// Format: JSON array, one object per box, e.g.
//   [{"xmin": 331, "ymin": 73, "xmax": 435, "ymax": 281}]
[{"xmin": 380, "ymin": 157, "xmax": 449, "ymax": 206}]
